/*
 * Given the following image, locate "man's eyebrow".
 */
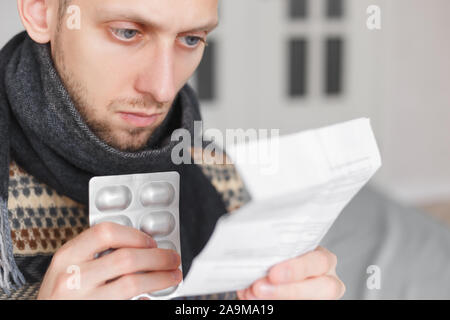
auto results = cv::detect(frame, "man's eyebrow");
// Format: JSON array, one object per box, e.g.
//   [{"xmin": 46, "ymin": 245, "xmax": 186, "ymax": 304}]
[
  {"xmin": 185, "ymin": 20, "xmax": 219, "ymax": 33},
  {"xmin": 96, "ymin": 9, "xmax": 219, "ymax": 33}
]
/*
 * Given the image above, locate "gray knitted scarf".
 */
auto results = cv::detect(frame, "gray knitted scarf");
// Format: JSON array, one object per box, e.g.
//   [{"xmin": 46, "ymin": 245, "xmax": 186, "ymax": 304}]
[{"xmin": 0, "ymin": 32, "xmax": 228, "ymax": 295}]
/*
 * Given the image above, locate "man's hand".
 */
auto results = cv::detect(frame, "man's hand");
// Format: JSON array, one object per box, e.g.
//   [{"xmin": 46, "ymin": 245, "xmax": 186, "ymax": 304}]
[
  {"xmin": 37, "ymin": 222, "xmax": 182, "ymax": 299},
  {"xmin": 236, "ymin": 246, "xmax": 345, "ymax": 300}
]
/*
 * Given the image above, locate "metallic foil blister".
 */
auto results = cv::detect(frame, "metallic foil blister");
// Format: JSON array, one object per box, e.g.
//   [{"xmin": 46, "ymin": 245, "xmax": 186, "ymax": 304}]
[{"xmin": 89, "ymin": 172, "xmax": 181, "ymax": 300}]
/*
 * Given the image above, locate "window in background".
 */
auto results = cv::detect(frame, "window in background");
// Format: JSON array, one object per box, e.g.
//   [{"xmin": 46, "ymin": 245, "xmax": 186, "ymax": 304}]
[
  {"xmin": 326, "ymin": 0, "xmax": 344, "ymax": 19},
  {"xmin": 288, "ymin": 1, "xmax": 309, "ymax": 98},
  {"xmin": 289, "ymin": 38, "xmax": 308, "ymax": 97},
  {"xmin": 290, "ymin": 0, "xmax": 308, "ymax": 19},
  {"xmin": 325, "ymin": 37, "xmax": 343, "ymax": 95},
  {"xmin": 324, "ymin": 0, "xmax": 345, "ymax": 96},
  {"xmin": 287, "ymin": 0, "xmax": 345, "ymax": 100}
]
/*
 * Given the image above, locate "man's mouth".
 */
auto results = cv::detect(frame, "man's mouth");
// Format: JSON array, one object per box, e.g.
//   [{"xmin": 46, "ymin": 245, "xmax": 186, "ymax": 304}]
[{"xmin": 118, "ymin": 111, "xmax": 162, "ymax": 128}]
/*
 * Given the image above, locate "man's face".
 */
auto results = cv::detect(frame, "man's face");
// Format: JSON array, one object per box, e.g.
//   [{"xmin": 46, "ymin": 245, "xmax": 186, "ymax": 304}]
[{"xmin": 51, "ymin": 0, "xmax": 218, "ymax": 151}]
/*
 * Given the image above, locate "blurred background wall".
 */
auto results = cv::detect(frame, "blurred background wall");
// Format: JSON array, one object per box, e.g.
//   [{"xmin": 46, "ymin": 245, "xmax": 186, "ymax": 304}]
[{"xmin": 1, "ymin": 0, "xmax": 449, "ymax": 224}]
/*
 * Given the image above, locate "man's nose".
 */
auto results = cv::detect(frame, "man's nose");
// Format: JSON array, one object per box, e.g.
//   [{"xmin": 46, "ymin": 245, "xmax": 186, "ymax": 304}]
[{"xmin": 134, "ymin": 45, "xmax": 177, "ymax": 105}]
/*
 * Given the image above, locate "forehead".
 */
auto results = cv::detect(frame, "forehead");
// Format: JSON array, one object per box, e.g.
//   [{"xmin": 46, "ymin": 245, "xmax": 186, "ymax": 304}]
[{"xmin": 85, "ymin": 0, "xmax": 219, "ymax": 32}]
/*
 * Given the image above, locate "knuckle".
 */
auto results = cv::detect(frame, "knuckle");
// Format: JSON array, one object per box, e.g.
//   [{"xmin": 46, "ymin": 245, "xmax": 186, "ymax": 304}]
[
  {"xmin": 93, "ymin": 222, "xmax": 115, "ymax": 245},
  {"xmin": 52, "ymin": 247, "xmax": 69, "ymax": 267}
]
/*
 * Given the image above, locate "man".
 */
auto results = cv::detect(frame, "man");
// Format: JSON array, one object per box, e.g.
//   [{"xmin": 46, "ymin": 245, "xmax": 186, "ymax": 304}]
[{"xmin": 0, "ymin": 0, "xmax": 345, "ymax": 299}]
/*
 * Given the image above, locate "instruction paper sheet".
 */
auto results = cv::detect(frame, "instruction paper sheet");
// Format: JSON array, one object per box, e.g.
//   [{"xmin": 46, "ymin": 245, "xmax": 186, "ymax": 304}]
[{"xmin": 174, "ymin": 118, "xmax": 382, "ymax": 297}]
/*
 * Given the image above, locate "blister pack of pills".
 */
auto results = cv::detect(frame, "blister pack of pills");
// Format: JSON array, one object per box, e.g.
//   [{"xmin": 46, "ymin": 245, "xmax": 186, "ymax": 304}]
[{"xmin": 89, "ymin": 172, "xmax": 182, "ymax": 300}]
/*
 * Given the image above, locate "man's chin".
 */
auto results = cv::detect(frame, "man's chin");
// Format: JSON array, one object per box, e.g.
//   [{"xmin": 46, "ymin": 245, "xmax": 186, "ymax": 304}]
[
  {"xmin": 99, "ymin": 131, "xmax": 153, "ymax": 152},
  {"xmin": 111, "ymin": 140, "xmax": 149, "ymax": 152}
]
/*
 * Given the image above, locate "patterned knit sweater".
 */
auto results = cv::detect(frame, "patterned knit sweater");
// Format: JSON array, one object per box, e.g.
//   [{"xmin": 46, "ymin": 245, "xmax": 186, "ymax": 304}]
[{"xmin": 1, "ymin": 153, "xmax": 250, "ymax": 300}]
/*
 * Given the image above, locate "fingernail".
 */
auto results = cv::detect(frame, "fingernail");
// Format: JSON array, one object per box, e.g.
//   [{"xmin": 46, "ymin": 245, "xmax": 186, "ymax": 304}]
[
  {"xmin": 172, "ymin": 252, "xmax": 180, "ymax": 265},
  {"xmin": 147, "ymin": 237, "xmax": 156, "ymax": 247},
  {"xmin": 172, "ymin": 269, "xmax": 182, "ymax": 281},
  {"xmin": 258, "ymin": 284, "xmax": 274, "ymax": 297}
]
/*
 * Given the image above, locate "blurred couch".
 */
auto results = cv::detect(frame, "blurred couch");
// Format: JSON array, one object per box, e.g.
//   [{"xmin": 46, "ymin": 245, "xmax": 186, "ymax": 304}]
[{"xmin": 321, "ymin": 185, "xmax": 450, "ymax": 299}]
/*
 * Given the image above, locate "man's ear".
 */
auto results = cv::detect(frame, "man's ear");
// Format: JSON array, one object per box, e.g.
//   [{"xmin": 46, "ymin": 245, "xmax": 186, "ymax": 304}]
[{"xmin": 17, "ymin": 0, "xmax": 57, "ymax": 44}]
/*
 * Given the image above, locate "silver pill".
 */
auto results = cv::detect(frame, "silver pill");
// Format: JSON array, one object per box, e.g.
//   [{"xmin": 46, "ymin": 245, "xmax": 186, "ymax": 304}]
[
  {"xmin": 95, "ymin": 215, "xmax": 133, "ymax": 227},
  {"xmin": 95, "ymin": 185, "xmax": 132, "ymax": 212},
  {"xmin": 140, "ymin": 182, "xmax": 175, "ymax": 206},
  {"xmin": 139, "ymin": 211, "xmax": 175, "ymax": 237}
]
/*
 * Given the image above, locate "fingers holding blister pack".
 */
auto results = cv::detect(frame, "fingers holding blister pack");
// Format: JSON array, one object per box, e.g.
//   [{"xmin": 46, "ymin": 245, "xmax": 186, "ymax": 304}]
[
  {"xmin": 89, "ymin": 172, "xmax": 182, "ymax": 300},
  {"xmin": 87, "ymin": 247, "xmax": 181, "ymax": 285}
]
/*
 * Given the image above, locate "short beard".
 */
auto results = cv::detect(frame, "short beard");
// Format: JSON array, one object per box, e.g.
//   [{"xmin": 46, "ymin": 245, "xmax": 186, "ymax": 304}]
[{"xmin": 52, "ymin": 34, "xmax": 154, "ymax": 152}]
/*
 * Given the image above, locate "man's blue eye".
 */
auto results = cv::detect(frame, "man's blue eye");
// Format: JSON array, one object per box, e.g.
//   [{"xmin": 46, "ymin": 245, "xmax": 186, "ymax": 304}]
[
  {"xmin": 181, "ymin": 36, "xmax": 202, "ymax": 47},
  {"xmin": 113, "ymin": 28, "xmax": 139, "ymax": 40}
]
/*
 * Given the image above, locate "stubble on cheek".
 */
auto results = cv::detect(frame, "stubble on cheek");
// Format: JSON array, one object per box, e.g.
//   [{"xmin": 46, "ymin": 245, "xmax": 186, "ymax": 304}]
[{"xmin": 52, "ymin": 36, "xmax": 160, "ymax": 152}]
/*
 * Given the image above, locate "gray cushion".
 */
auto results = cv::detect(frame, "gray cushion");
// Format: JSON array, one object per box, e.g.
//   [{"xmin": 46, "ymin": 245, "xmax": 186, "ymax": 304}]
[{"xmin": 320, "ymin": 185, "xmax": 450, "ymax": 299}]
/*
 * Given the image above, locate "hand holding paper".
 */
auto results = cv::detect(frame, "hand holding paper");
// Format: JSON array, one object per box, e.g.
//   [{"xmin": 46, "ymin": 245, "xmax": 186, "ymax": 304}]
[
  {"xmin": 237, "ymin": 246, "xmax": 345, "ymax": 300},
  {"xmin": 174, "ymin": 118, "xmax": 381, "ymax": 298}
]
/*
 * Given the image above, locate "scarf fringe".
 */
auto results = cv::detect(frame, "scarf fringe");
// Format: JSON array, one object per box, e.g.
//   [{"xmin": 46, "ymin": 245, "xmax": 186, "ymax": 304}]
[{"xmin": 0, "ymin": 199, "xmax": 26, "ymax": 296}]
